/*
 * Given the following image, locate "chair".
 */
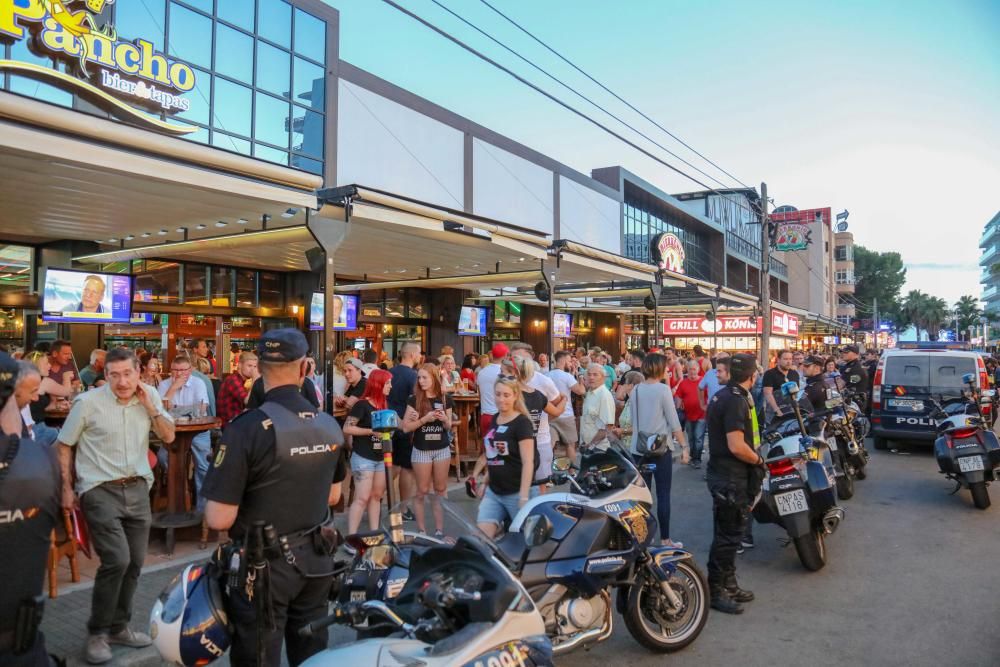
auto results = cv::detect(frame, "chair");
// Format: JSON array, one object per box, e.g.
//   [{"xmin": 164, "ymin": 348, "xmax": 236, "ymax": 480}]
[{"xmin": 48, "ymin": 509, "xmax": 79, "ymax": 598}]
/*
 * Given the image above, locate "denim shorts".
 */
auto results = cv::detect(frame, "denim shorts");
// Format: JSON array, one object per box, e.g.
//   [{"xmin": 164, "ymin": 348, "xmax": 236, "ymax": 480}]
[
  {"xmin": 351, "ymin": 455, "xmax": 385, "ymax": 474},
  {"xmin": 411, "ymin": 446, "xmax": 451, "ymax": 464},
  {"xmin": 476, "ymin": 487, "xmax": 539, "ymax": 527}
]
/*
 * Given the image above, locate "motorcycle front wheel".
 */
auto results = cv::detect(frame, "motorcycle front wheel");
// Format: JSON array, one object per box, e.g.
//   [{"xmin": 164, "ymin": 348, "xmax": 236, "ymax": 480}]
[
  {"xmin": 854, "ymin": 463, "xmax": 868, "ymax": 480},
  {"xmin": 793, "ymin": 531, "xmax": 827, "ymax": 571},
  {"xmin": 623, "ymin": 560, "xmax": 708, "ymax": 653},
  {"xmin": 836, "ymin": 469, "xmax": 855, "ymax": 500},
  {"xmin": 970, "ymin": 481, "xmax": 991, "ymax": 509}
]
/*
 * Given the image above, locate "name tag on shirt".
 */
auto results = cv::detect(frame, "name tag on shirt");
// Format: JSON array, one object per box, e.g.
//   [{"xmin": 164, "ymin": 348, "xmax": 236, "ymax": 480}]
[
  {"xmin": 496, "ymin": 425, "xmax": 508, "ymax": 434},
  {"xmin": 425, "ymin": 433, "xmax": 442, "ymax": 441}
]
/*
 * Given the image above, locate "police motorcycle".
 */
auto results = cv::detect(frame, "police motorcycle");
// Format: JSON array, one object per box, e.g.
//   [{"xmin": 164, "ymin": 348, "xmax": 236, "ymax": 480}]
[
  {"xmin": 813, "ymin": 373, "xmax": 870, "ymax": 498},
  {"xmin": 300, "ymin": 533, "xmax": 554, "ymax": 667},
  {"xmin": 754, "ymin": 381, "xmax": 844, "ymax": 571},
  {"xmin": 502, "ymin": 436, "xmax": 709, "ymax": 654},
  {"xmin": 931, "ymin": 373, "xmax": 1000, "ymax": 510}
]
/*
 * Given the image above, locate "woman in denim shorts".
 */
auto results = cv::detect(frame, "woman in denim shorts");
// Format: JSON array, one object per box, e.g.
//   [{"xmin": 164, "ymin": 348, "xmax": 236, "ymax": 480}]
[
  {"xmin": 343, "ymin": 369, "xmax": 393, "ymax": 545},
  {"xmin": 402, "ymin": 363, "xmax": 454, "ymax": 536},
  {"xmin": 471, "ymin": 377, "xmax": 538, "ymax": 538}
]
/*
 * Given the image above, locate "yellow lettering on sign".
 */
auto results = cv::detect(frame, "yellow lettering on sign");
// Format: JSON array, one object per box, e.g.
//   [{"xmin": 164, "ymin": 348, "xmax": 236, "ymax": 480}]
[
  {"xmin": 81, "ymin": 31, "xmax": 115, "ymax": 67},
  {"xmin": 169, "ymin": 62, "xmax": 195, "ymax": 92},
  {"xmin": 0, "ymin": 0, "xmax": 45, "ymax": 40},
  {"xmin": 39, "ymin": 16, "xmax": 79, "ymax": 56},
  {"xmin": 137, "ymin": 39, "xmax": 170, "ymax": 85},
  {"xmin": 114, "ymin": 42, "xmax": 139, "ymax": 74}
]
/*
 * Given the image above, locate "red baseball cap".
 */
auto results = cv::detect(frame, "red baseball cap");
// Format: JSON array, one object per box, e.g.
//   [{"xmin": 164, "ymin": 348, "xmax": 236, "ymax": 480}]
[{"xmin": 491, "ymin": 342, "xmax": 509, "ymax": 358}]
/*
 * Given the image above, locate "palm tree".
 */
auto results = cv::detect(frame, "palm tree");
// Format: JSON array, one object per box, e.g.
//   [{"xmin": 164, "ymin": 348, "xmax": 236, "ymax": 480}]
[
  {"xmin": 922, "ymin": 296, "xmax": 949, "ymax": 340},
  {"xmin": 903, "ymin": 290, "xmax": 929, "ymax": 340},
  {"xmin": 954, "ymin": 295, "xmax": 982, "ymax": 341}
]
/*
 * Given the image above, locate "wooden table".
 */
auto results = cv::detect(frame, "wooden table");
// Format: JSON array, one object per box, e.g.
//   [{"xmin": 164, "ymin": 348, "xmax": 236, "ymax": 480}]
[
  {"xmin": 151, "ymin": 417, "xmax": 220, "ymax": 554},
  {"xmin": 452, "ymin": 393, "xmax": 481, "ymax": 479}
]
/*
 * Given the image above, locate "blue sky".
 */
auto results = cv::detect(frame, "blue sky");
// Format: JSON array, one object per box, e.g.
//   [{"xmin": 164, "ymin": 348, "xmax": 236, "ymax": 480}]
[{"xmin": 325, "ymin": 0, "xmax": 999, "ymax": 307}]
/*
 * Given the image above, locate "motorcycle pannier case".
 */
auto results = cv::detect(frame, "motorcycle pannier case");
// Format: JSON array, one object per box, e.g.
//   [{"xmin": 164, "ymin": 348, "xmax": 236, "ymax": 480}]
[
  {"xmin": 934, "ymin": 436, "xmax": 956, "ymax": 474},
  {"xmin": 982, "ymin": 429, "xmax": 1000, "ymax": 467}
]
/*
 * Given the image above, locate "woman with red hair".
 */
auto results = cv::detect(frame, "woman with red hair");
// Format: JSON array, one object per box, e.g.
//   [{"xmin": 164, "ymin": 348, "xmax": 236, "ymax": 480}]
[
  {"xmin": 403, "ymin": 363, "xmax": 453, "ymax": 536},
  {"xmin": 343, "ymin": 368, "xmax": 392, "ymax": 547}
]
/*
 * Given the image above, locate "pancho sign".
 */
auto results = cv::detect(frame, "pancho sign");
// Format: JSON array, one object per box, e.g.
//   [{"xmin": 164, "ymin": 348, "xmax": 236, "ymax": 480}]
[
  {"xmin": 0, "ymin": 0, "xmax": 197, "ymax": 134},
  {"xmin": 650, "ymin": 233, "xmax": 686, "ymax": 274},
  {"xmin": 663, "ymin": 310, "xmax": 799, "ymax": 336}
]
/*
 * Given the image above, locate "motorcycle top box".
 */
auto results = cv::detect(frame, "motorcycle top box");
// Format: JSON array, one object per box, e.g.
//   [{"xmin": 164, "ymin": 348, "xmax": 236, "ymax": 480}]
[{"xmin": 934, "ymin": 427, "xmax": 1000, "ymax": 475}]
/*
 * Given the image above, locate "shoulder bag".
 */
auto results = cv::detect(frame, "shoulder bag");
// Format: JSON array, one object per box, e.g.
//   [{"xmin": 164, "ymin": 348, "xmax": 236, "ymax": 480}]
[{"xmin": 634, "ymin": 384, "xmax": 672, "ymax": 458}]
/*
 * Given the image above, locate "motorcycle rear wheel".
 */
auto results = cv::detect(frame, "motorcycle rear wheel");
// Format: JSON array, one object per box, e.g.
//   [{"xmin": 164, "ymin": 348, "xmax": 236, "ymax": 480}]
[
  {"xmin": 970, "ymin": 481, "xmax": 991, "ymax": 509},
  {"xmin": 623, "ymin": 560, "xmax": 708, "ymax": 653},
  {"xmin": 854, "ymin": 464, "xmax": 868, "ymax": 480},
  {"xmin": 836, "ymin": 471, "xmax": 855, "ymax": 500},
  {"xmin": 793, "ymin": 531, "xmax": 827, "ymax": 571}
]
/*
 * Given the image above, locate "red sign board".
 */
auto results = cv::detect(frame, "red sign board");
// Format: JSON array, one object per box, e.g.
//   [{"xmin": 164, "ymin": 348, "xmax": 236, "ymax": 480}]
[{"xmin": 662, "ymin": 310, "xmax": 799, "ymax": 337}]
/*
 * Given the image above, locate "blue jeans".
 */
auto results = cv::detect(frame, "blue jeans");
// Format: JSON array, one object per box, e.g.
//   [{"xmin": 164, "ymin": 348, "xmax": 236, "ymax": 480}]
[
  {"xmin": 685, "ymin": 419, "xmax": 706, "ymax": 462},
  {"xmin": 634, "ymin": 453, "xmax": 674, "ymax": 541}
]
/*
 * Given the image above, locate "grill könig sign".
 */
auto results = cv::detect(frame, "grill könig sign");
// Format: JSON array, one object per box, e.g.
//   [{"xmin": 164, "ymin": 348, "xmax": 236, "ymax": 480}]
[{"xmin": 662, "ymin": 310, "xmax": 799, "ymax": 336}]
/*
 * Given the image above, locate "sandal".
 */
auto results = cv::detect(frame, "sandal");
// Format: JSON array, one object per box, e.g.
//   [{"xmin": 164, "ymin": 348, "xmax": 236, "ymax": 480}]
[{"xmin": 661, "ymin": 539, "xmax": 684, "ymax": 548}]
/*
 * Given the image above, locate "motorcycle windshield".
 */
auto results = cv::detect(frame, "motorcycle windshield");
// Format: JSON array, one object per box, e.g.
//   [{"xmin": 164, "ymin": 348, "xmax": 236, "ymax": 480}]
[
  {"xmin": 772, "ymin": 389, "xmax": 815, "ymax": 422},
  {"xmin": 381, "ymin": 497, "xmax": 489, "ymax": 548}
]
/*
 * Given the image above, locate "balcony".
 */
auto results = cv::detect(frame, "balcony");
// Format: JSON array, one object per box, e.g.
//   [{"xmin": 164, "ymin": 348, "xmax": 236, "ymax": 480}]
[
  {"xmin": 981, "ymin": 244, "xmax": 998, "ymax": 266},
  {"xmin": 724, "ymin": 231, "xmax": 789, "ymax": 279},
  {"xmin": 981, "ymin": 224, "xmax": 999, "ymax": 249},
  {"xmin": 984, "ymin": 284, "xmax": 999, "ymax": 300}
]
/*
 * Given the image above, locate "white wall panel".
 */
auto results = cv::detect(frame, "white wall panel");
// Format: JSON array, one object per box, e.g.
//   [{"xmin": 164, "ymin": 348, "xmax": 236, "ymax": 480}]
[
  {"xmin": 558, "ymin": 175, "xmax": 621, "ymax": 252},
  {"xmin": 472, "ymin": 139, "xmax": 553, "ymax": 235},
  {"xmin": 337, "ymin": 81, "xmax": 464, "ymax": 209}
]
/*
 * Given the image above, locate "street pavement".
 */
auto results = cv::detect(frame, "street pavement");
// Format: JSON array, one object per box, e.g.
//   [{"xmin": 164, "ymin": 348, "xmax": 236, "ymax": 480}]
[{"xmin": 43, "ymin": 439, "xmax": 999, "ymax": 666}]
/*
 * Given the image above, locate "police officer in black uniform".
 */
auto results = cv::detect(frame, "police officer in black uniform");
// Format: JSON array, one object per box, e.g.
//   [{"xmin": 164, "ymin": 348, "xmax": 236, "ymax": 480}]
[
  {"xmin": 838, "ymin": 345, "xmax": 869, "ymax": 408},
  {"xmin": 801, "ymin": 355, "xmax": 831, "ymax": 411},
  {"xmin": 704, "ymin": 353, "xmax": 764, "ymax": 615},
  {"xmin": 202, "ymin": 329, "xmax": 346, "ymax": 667},
  {"xmin": 0, "ymin": 353, "xmax": 61, "ymax": 667}
]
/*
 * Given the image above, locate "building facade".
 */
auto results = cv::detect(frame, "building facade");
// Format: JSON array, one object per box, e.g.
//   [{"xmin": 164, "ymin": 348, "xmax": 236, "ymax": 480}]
[
  {"xmin": 770, "ymin": 207, "xmax": 837, "ymax": 319},
  {"xmin": 980, "ymin": 211, "xmax": 1000, "ymax": 314},
  {"xmin": 834, "ymin": 231, "xmax": 856, "ymax": 326}
]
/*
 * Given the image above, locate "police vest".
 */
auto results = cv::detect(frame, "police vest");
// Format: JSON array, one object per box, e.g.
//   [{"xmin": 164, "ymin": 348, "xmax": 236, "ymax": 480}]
[{"xmin": 240, "ymin": 402, "xmax": 342, "ymax": 537}]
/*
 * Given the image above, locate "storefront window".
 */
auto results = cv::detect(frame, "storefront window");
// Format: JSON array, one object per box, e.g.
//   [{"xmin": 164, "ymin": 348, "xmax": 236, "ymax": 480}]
[
  {"xmin": 135, "ymin": 262, "xmax": 181, "ymax": 304},
  {"xmin": 256, "ymin": 42, "xmax": 291, "ymax": 98},
  {"xmin": 177, "ymin": 67, "xmax": 211, "ymax": 126},
  {"xmin": 184, "ymin": 264, "xmax": 208, "ymax": 305},
  {"xmin": 293, "ymin": 57, "xmax": 324, "ymax": 110},
  {"xmin": 99, "ymin": 261, "xmax": 131, "ymax": 274},
  {"xmin": 213, "ymin": 79, "xmax": 252, "ymax": 137},
  {"xmin": 361, "ymin": 292, "xmax": 384, "ymax": 318},
  {"xmin": 218, "ymin": 0, "xmax": 254, "ymax": 31},
  {"xmin": 258, "ymin": 0, "xmax": 292, "ymax": 49},
  {"xmin": 254, "ymin": 92, "xmax": 291, "ymax": 149},
  {"xmin": 235, "ymin": 270, "xmax": 257, "ymax": 307},
  {"xmin": 116, "ymin": 0, "xmax": 165, "ymax": 45},
  {"xmin": 384, "ymin": 289, "xmax": 405, "ymax": 318},
  {"xmin": 215, "ymin": 24, "xmax": 254, "ymax": 84},
  {"xmin": 294, "ymin": 8, "xmax": 326, "ymax": 64},
  {"xmin": 212, "ymin": 267, "xmax": 234, "ymax": 306},
  {"xmin": 259, "ymin": 272, "xmax": 283, "ymax": 309},
  {"xmin": 291, "ymin": 107, "xmax": 323, "ymax": 159},
  {"xmin": 169, "ymin": 3, "xmax": 213, "ymax": 69},
  {"xmin": 0, "ymin": 245, "xmax": 32, "ymax": 295}
]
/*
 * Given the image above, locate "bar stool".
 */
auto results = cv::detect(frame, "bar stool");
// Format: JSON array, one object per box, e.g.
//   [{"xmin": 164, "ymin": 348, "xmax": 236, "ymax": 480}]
[{"xmin": 47, "ymin": 509, "xmax": 79, "ymax": 598}]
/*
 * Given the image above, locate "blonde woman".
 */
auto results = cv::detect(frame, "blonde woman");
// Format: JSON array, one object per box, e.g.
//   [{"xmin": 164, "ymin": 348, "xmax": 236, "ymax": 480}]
[
  {"xmin": 24, "ymin": 349, "xmax": 73, "ymax": 426},
  {"xmin": 506, "ymin": 356, "xmax": 563, "ymax": 491},
  {"xmin": 438, "ymin": 354, "xmax": 460, "ymax": 393},
  {"xmin": 472, "ymin": 376, "xmax": 538, "ymax": 537},
  {"xmin": 331, "ymin": 350, "xmax": 351, "ymax": 399}
]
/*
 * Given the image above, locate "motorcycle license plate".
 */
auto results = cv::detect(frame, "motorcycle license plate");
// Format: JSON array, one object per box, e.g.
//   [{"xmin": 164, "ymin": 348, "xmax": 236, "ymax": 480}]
[
  {"xmin": 958, "ymin": 456, "xmax": 984, "ymax": 473},
  {"xmin": 775, "ymin": 490, "xmax": 809, "ymax": 516},
  {"xmin": 888, "ymin": 398, "xmax": 923, "ymax": 411}
]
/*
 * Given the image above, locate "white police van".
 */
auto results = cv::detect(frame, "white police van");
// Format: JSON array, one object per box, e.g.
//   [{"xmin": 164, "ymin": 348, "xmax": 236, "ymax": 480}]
[{"xmin": 870, "ymin": 342, "xmax": 990, "ymax": 449}]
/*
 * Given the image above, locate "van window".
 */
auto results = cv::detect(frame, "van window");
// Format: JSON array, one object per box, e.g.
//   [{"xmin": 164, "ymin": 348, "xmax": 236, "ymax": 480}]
[
  {"xmin": 883, "ymin": 355, "xmax": 976, "ymax": 390},
  {"xmin": 929, "ymin": 357, "xmax": 976, "ymax": 388}
]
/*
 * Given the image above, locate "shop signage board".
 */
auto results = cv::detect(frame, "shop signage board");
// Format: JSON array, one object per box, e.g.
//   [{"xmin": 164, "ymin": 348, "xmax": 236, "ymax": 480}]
[
  {"xmin": 0, "ymin": 0, "xmax": 197, "ymax": 134},
  {"xmin": 773, "ymin": 223, "xmax": 811, "ymax": 251},
  {"xmin": 649, "ymin": 233, "xmax": 685, "ymax": 274},
  {"xmin": 662, "ymin": 310, "xmax": 799, "ymax": 337}
]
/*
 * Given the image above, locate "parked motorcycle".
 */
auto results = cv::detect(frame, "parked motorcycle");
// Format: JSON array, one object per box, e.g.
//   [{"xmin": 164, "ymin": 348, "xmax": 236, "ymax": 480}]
[
  {"xmin": 931, "ymin": 373, "xmax": 1000, "ymax": 510},
  {"xmin": 300, "ymin": 534, "xmax": 554, "ymax": 666},
  {"xmin": 813, "ymin": 373, "xmax": 870, "ymax": 498},
  {"xmin": 754, "ymin": 381, "xmax": 845, "ymax": 571}
]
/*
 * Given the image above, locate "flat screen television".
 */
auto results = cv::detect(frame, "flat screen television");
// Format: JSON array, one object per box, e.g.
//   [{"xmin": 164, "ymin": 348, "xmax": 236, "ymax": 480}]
[
  {"xmin": 310, "ymin": 292, "xmax": 358, "ymax": 330},
  {"xmin": 130, "ymin": 313, "xmax": 154, "ymax": 325},
  {"xmin": 458, "ymin": 306, "xmax": 488, "ymax": 336},
  {"xmin": 42, "ymin": 268, "xmax": 133, "ymax": 323},
  {"xmin": 553, "ymin": 313, "xmax": 572, "ymax": 338}
]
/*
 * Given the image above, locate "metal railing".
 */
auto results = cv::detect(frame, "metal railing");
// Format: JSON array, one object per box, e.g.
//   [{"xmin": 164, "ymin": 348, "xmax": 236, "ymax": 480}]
[{"xmin": 724, "ymin": 231, "xmax": 788, "ymax": 279}]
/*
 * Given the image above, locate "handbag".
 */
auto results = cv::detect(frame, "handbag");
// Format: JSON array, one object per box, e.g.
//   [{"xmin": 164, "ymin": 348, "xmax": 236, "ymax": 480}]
[{"xmin": 633, "ymin": 385, "xmax": 672, "ymax": 458}]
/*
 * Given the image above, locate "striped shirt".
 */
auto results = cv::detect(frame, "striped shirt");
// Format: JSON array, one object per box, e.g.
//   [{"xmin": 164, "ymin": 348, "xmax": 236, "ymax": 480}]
[{"xmin": 57, "ymin": 383, "xmax": 173, "ymax": 495}]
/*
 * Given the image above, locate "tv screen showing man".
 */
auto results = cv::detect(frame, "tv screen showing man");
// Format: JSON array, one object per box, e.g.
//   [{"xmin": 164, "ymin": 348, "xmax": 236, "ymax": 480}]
[{"xmin": 42, "ymin": 269, "xmax": 132, "ymax": 323}]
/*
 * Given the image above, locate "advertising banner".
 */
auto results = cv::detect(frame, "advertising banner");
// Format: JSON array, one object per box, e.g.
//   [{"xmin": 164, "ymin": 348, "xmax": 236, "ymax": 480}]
[{"xmin": 662, "ymin": 310, "xmax": 799, "ymax": 337}]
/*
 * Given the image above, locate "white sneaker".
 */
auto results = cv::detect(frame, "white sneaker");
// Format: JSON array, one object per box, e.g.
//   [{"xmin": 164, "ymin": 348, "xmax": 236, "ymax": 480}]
[{"xmin": 85, "ymin": 634, "xmax": 112, "ymax": 664}]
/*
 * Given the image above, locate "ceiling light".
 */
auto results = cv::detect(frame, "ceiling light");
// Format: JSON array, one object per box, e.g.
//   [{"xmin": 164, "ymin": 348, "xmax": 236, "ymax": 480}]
[
  {"xmin": 237, "ymin": 218, "xmax": 248, "ymax": 225},
  {"xmin": 175, "ymin": 227, "xmax": 186, "ymax": 233},
  {"xmin": 431, "ymin": 266, "xmax": 441, "ymax": 271},
  {"xmin": 397, "ymin": 269, "xmax": 407, "ymax": 273},
  {"xmin": 124, "ymin": 235, "xmax": 135, "ymax": 241},
  {"xmin": 472, "ymin": 263, "xmax": 480, "ymax": 268},
  {"xmin": 518, "ymin": 257, "xmax": 525, "ymax": 262},
  {"xmin": 282, "ymin": 208, "xmax": 298, "ymax": 218},
  {"xmin": 195, "ymin": 224, "xmax": 207, "ymax": 230},
  {"xmin": 108, "ymin": 238, "xmax": 118, "ymax": 242},
  {"xmin": 141, "ymin": 232, "xmax": 151, "ymax": 238},
  {"xmin": 215, "ymin": 221, "xmax": 227, "ymax": 227},
  {"xmin": 157, "ymin": 229, "xmax": 167, "ymax": 236}
]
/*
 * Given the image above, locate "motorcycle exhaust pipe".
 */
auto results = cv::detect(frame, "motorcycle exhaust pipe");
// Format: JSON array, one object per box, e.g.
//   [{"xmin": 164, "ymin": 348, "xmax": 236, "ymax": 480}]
[
  {"xmin": 552, "ymin": 592, "xmax": 613, "ymax": 655},
  {"xmin": 822, "ymin": 507, "xmax": 845, "ymax": 535}
]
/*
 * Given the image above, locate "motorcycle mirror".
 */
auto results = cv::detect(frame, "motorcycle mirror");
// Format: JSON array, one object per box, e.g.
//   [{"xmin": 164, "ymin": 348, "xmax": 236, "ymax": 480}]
[
  {"xmin": 780, "ymin": 381, "xmax": 800, "ymax": 396},
  {"xmin": 522, "ymin": 514, "xmax": 553, "ymax": 548},
  {"xmin": 962, "ymin": 372, "xmax": 976, "ymax": 385},
  {"xmin": 551, "ymin": 457, "xmax": 573, "ymax": 473}
]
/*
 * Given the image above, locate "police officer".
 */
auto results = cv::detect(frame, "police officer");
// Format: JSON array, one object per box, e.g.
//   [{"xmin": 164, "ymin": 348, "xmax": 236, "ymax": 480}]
[
  {"xmin": 704, "ymin": 353, "xmax": 764, "ymax": 614},
  {"xmin": 801, "ymin": 355, "xmax": 830, "ymax": 411},
  {"xmin": 202, "ymin": 329, "xmax": 347, "ymax": 666},
  {"xmin": 0, "ymin": 353, "xmax": 61, "ymax": 666},
  {"xmin": 839, "ymin": 345, "xmax": 869, "ymax": 408}
]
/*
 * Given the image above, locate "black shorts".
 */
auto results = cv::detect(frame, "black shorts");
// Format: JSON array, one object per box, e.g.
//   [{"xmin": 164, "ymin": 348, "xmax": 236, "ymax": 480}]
[{"xmin": 392, "ymin": 430, "xmax": 413, "ymax": 469}]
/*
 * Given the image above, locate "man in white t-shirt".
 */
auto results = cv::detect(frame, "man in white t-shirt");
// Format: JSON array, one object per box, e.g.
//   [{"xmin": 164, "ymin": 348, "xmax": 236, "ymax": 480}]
[
  {"xmin": 158, "ymin": 354, "xmax": 211, "ymax": 510},
  {"xmin": 581, "ymin": 364, "xmax": 615, "ymax": 449},
  {"xmin": 476, "ymin": 342, "xmax": 507, "ymax": 436},
  {"xmin": 548, "ymin": 350, "xmax": 585, "ymax": 461},
  {"xmin": 511, "ymin": 344, "xmax": 565, "ymax": 485}
]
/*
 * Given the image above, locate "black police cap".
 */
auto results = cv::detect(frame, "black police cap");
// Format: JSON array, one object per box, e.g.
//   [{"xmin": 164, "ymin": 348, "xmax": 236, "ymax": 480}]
[
  {"xmin": 804, "ymin": 354, "xmax": 826, "ymax": 367},
  {"xmin": 257, "ymin": 328, "xmax": 308, "ymax": 363},
  {"xmin": 730, "ymin": 353, "xmax": 757, "ymax": 375},
  {"xmin": 841, "ymin": 344, "xmax": 859, "ymax": 354}
]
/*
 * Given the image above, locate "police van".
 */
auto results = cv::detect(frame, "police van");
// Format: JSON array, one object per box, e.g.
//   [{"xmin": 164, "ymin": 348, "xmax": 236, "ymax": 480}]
[{"xmin": 870, "ymin": 342, "xmax": 990, "ymax": 450}]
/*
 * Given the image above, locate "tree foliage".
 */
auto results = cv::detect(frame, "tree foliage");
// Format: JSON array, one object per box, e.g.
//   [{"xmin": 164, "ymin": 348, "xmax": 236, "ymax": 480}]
[
  {"xmin": 954, "ymin": 295, "xmax": 982, "ymax": 341},
  {"xmin": 853, "ymin": 245, "xmax": 907, "ymax": 330}
]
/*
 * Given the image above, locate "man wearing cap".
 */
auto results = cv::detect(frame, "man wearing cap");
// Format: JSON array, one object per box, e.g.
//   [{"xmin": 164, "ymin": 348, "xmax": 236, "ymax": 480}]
[
  {"xmin": 801, "ymin": 355, "xmax": 831, "ymax": 410},
  {"xmin": 477, "ymin": 343, "xmax": 507, "ymax": 437},
  {"xmin": 704, "ymin": 353, "xmax": 763, "ymax": 615},
  {"xmin": 202, "ymin": 329, "xmax": 347, "ymax": 666},
  {"xmin": 333, "ymin": 357, "xmax": 366, "ymax": 412},
  {"xmin": 839, "ymin": 345, "xmax": 869, "ymax": 409}
]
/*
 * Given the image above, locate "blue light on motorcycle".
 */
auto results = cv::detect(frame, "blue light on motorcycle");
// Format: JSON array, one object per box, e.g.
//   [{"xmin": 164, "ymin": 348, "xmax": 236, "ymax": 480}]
[{"xmin": 780, "ymin": 381, "xmax": 799, "ymax": 396}]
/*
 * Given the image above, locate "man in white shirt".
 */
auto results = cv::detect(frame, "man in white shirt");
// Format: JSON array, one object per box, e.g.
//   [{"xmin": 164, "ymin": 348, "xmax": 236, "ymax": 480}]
[
  {"xmin": 547, "ymin": 350, "xmax": 584, "ymax": 461},
  {"xmin": 476, "ymin": 342, "xmax": 507, "ymax": 437},
  {"xmin": 580, "ymin": 364, "xmax": 615, "ymax": 449},
  {"xmin": 158, "ymin": 353, "xmax": 211, "ymax": 510}
]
